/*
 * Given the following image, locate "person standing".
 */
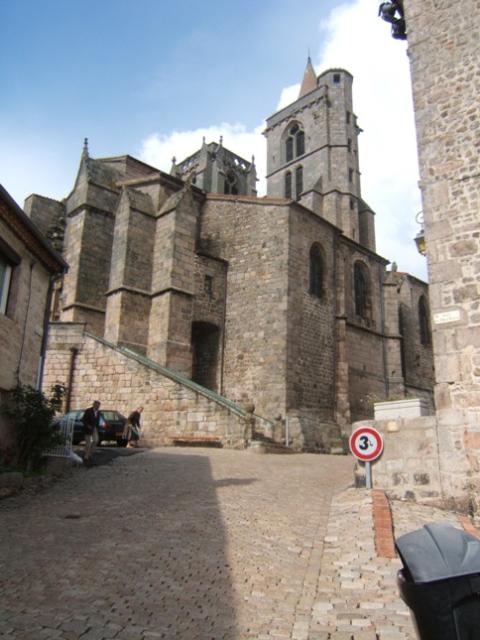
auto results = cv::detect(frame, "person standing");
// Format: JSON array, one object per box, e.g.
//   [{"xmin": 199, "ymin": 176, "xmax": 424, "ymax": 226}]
[
  {"xmin": 82, "ymin": 400, "xmax": 101, "ymax": 464},
  {"xmin": 126, "ymin": 406, "xmax": 143, "ymax": 448}
]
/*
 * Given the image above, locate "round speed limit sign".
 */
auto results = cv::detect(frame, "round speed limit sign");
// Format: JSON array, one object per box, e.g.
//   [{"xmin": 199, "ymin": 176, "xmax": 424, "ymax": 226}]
[{"xmin": 349, "ymin": 426, "xmax": 383, "ymax": 462}]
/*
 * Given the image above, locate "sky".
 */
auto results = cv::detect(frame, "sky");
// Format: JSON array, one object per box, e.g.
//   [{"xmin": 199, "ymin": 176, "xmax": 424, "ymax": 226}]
[{"xmin": 0, "ymin": 0, "xmax": 426, "ymax": 279}]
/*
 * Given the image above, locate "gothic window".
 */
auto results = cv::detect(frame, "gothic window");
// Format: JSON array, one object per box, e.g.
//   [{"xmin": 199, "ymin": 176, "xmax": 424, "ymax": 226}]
[
  {"xmin": 354, "ymin": 261, "xmax": 370, "ymax": 318},
  {"xmin": 309, "ymin": 244, "xmax": 324, "ymax": 298},
  {"xmin": 224, "ymin": 171, "xmax": 238, "ymax": 195},
  {"xmin": 295, "ymin": 166, "xmax": 303, "ymax": 200},
  {"xmin": 398, "ymin": 307, "xmax": 407, "ymax": 378},
  {"xmin": 285, "ymin": 123, "xmax": 305, "ymax": 163},
  {"xmin": 296, "ymin": 130, "xmax": 305, "ymax": 157},
  {"xmin": 418, "ymin": 295, "xmax": 431, "ymax": 345},
  {"xmin": 285, "ymin": 171, "xmax": 292, "ymax": 199},
  {"xmin": 286, "ymin": 137, "xmax": 294, "ymax": 162}
]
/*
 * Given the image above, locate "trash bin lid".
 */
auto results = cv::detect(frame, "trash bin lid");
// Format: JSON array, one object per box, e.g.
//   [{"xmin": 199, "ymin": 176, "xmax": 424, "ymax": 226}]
[{"xmin": 395, "ymin": 522, "xmax": 480, "ymax": 583}]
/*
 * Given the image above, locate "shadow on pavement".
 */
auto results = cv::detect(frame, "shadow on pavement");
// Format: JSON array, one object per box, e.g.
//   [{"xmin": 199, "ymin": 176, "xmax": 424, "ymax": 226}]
[{"xmin": 0, "ymin": 450, "xmax": 240, "ymax": 639}]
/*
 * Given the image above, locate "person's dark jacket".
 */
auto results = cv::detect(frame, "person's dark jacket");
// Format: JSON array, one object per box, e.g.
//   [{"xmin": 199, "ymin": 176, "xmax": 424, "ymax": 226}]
[{"xmin": 82, "ymin": 407, "xmax": 101, "ymax": 434}]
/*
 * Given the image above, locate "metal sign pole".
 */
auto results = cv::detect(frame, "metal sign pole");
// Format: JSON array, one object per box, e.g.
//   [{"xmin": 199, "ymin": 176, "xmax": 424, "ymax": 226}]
[{"xmin": 365, "ymin": 461, "xmax": 372, "ymax": 489}]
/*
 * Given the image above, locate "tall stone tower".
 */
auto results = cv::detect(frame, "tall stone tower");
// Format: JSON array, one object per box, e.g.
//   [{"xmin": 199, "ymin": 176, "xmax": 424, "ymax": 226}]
[{"xmin": 264, "ymin": 61, "xmax": 375, "ymax": 251}]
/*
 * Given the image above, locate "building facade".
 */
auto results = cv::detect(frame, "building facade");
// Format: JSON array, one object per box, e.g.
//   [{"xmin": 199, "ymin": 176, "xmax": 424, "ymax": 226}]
[
  {"xmin": 0, "ymin": 185, "xmax": 65, "ymax": 450},
  {"xmin": 404, "ymin": 0, "xmax": 480, "ymax": 506},
  {"xmin": 28, "ymin": 64, "xmax": 433, "ymax": 449}
]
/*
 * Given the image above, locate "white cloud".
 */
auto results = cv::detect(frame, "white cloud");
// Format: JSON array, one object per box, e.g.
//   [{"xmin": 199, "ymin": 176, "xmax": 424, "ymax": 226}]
[
  {"xmin": 140, "ymin": 122, "xmax": 267, "ymax": 195},
  {"xmin": 140, "ymin": 0, "xmax": 426, "ymax": 280},
  {"xmin": 317, "ymin": 0, "xmax": 426, "ymax": 279}
]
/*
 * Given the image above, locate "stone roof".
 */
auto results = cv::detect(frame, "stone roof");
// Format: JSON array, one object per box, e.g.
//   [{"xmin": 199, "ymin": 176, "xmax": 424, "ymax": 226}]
[{"xmin": 299, "ymin": 57, "xmax": 318, "ymax": 98}]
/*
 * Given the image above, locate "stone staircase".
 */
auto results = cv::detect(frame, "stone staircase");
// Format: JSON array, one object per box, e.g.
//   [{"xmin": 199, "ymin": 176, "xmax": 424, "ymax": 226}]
[{"xmin": 248, "ymin": 421, "xmax": 294, "ymax": 454}]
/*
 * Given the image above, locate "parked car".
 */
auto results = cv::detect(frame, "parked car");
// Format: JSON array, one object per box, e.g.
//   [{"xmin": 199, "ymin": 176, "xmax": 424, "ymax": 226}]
[{"xmin": 55, "ymin": 409, "xmax": 127, "ymax": 446}]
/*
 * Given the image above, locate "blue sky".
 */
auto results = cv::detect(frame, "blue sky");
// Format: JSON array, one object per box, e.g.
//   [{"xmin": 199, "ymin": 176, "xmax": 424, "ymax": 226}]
[{"xmin": 0, "ymin": 0, "xmax": 427, "ymax": 279}]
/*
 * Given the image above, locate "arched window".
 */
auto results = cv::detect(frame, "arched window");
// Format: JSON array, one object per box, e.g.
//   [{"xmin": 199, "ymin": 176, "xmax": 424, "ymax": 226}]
[
  {"xmin": 354, "ymin": 261, "xmax": 370, "ymax": 318},
  {"xmin": 224, "ymin": 171, "xmax": 238, "ymax": 195},
  {"xmin": 295, "ymin": 166, "xmax": 303, "ymax": 200},
  {"xmin": 285, "ymin": 123, "xmax": 305, "ymax": 162},
  {"xmin": 418, "ymin": 295, "xmax": 431, "ymax": 345},
  {"xmin": 296, "ymin": 130, "xmax": 305, "ymax": 157},
  {"xmin": 285, "ymin": 172, "xmax": 292, "ymax": 199},
  {"xmin": 309, "ymin": 244, "xmax": 324, "ymax": 298},
  {"xmin": 398, "ymin": 306, "xmax": 407, "ymax": 379}
]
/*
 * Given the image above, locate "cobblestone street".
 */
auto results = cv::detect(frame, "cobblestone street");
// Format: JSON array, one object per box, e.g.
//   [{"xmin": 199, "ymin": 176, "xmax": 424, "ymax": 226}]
[{"xmin": 0, "ymin": 448, "xmax": 353, "ymax": 640}]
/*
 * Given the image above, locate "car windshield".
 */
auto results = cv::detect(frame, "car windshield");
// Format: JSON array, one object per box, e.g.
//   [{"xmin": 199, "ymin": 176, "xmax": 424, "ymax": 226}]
[{"xmin": 101, "ymin": 411, "xmax": 118, "ymax": 420}]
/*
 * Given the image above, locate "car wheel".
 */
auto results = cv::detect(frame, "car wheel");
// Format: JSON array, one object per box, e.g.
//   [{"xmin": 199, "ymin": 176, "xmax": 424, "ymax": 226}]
[{"xmin": 117, "ymin": 438, "xmax": 128, "ymax": 448}]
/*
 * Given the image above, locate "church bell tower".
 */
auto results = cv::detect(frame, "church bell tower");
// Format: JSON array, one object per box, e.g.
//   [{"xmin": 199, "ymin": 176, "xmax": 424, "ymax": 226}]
[{"xmin": 265, "ymin": 60, "xmax": 372, "ymax": 247}]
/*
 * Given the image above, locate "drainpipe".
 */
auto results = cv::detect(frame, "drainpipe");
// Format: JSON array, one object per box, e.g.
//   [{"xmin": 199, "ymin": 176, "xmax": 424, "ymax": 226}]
[{"xmin": 65, "ymin": 347, "xmax": 78, "ymax": 412}]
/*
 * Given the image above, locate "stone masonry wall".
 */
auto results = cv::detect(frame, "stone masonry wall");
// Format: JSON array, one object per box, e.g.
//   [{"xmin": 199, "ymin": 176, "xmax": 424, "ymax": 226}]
[
  {"xmin": 287, "ymin": 208, "xmax": 337, "ymax": 423},
  {"xmin": 353, "ymin": 418, "xmax": 443, "ymax": 504},
  {"xmin": 0, "ymin": 217, "xmax": 51, "ymax": 392},
  {"xmin": 200, "ymin": 197, "xmax": 289, "ymax": 420},
  {"xmin": 404, "ymin": 0, "xmax": 480, "ymax": 506},
  {"xmin": 343, "ymin": 245, "xmax": 389, "ymax": 419},
  {"xmin": 42, "ymin": 323, "xmax": 251, "ymax": 449}
]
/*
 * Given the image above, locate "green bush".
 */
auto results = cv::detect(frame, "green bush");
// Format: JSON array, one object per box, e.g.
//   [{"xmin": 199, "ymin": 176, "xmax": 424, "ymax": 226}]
[{"xmin": 1, "ymin": 384, "xmax": 65, "ymax": 472}]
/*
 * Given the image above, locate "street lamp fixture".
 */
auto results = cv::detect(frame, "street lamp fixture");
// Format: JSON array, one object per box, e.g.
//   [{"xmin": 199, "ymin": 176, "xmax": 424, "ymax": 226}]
[{"xmin": 414, "ymin": 211, "xmax": 426, "ymax": 256}]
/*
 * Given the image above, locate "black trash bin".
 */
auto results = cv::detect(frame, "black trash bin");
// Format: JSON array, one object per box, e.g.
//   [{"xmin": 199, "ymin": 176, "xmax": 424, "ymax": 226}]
[{"xmin": 396, "ymin": 522, "xmax": 480, "ymax": 640}]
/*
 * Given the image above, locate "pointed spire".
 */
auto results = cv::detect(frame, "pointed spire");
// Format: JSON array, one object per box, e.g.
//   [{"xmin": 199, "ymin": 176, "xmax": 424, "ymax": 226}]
[
  {"xmin": 298, "ymin": 56, "xmax": 317, "ymax": 99},
  {"xmin": 82, "ymin": 137, "xmax": 89, "ymax": 159}
]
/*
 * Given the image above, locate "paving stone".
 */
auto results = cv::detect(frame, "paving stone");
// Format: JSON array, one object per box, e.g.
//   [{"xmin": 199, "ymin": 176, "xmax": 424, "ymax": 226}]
[{"xmin": 0, "ymin": 448, "xmax": 469, "ymax": 639}]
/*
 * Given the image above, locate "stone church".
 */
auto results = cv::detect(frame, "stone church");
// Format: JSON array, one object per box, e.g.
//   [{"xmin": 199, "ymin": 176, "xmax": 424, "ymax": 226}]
[{"xmin": 26, "ymin": 61, "xmax": 434, "ymax": 449}]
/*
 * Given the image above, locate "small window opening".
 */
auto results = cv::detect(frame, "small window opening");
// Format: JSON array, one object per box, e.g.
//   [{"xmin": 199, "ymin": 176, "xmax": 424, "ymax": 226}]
[
  {"xmin": 346, "ymin": 111, "xmax": 351, "ymax": 124},
  {"xmin": 354, "ymin": 261, "xmax": 370, "ymax": 319},
  {"xmin": 204, "ymin": 275, "xmax": 214, "ymax": 297},
  {"xmin": 309, "ymin": 244, "xmax": 324, "ymax": 298},
  {"xmin": 285, "ymin": 172, "xmax": 292, "ymax": 199},
  {"xmin": 347, "ymin": 138, "xmax": 352, "ymax": 153},
  {"xmin": 349, "ymin": 168, "xmax": 354, "ymax": 183},
  {"xmin": 333, "ymin": 73, "xmax": 341, "ymax": 84},
  {"xmin": 295, "ymin": 166, "xmax": 303, "ymax": 201}
]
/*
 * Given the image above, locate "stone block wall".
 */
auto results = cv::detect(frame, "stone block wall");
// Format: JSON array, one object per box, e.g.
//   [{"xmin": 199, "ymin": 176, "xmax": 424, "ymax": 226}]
[
  {"xmin": 354, "ymin": 418, "xmax": 443, "ymax": 503},
  {"xmin": 404, "ymin": 0, "xmax": 480, "ymax": 505},
  {"xmin": 0, "ymin": 219, "xmax": 51, "ymax": 391},
  {"xmin": 42, "ymin": 323, "xmax": 252, "ymax": 449},
  {"xmin": 200, "ymin": 196, "xmax": 289, "ymax": 419},
  {"xmin": 287, "ymin": 207, "xmax": 337, "ymax": 422}
]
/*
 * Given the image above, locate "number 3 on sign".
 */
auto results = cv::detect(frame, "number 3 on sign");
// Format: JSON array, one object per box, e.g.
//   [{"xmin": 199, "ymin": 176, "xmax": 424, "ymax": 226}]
[{"xmin": 349, "ymin": 426, "xmax": 383, "ymax": 462}]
